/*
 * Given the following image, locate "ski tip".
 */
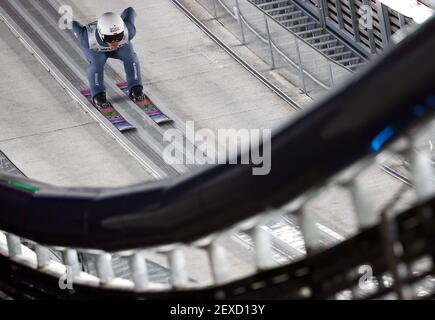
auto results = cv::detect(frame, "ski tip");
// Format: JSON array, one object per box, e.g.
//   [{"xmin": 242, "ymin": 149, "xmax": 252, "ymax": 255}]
[
  {"xmin": 156, "ymin": 118, "xmax": 173, "ymax": 125},
  {"xmin": 118, "ymin": 126, "xmax": 136, "ymax": 132}
]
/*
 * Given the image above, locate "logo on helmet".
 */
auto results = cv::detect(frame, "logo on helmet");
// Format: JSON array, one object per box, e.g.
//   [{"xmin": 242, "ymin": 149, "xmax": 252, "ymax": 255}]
[{"xmin": 110, "ymin": 26, "xmax": 121, "ymax": 33}]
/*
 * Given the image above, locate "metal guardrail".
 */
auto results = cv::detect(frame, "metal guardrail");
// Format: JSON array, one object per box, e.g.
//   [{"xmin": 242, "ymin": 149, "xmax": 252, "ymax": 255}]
[
  {"xmin": 171, "ymin": 0, "xmax": 302, "ymax": 111},
  {"xmin": 195, "ymin": 0, "xmax": 353, "ymax": 95}
]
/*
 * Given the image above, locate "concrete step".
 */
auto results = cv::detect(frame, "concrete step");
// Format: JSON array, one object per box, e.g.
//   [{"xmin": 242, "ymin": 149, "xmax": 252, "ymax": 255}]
[
  {"xmin": 287, "ymin": 21, "xmax": 318, "ymax": 30},
  {"xmin": 259, "ymin": 0, "xmax": 292, "ymax": 9},
  {"xmin": 296, "ymin": 27, "xmax": 323, "ymax": 37}
]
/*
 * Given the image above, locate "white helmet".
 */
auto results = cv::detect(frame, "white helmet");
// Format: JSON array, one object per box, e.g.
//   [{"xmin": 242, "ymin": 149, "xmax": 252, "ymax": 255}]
[{"xmin": 97, "ymin": 12, "xmax": 125, "ymax": 43}]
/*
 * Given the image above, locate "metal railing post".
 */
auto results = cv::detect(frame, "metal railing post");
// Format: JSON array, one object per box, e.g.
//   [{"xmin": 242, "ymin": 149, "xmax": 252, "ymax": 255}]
[
  {"xmin": 95, "ymin": 253, "xmax": 114, "ymax": 284},
  {"xmin": 129, "ymin": 251, "xmax": 149, "ymax": 291},
  {"xmin": 235, "ymin": 0, "xmax": 246, "ymax": 44},
  {"xmin": 63, "ymin": 249, "xmax": 81, "ymax": 277},
  {"xmin": 300, "ymin": 206, "xmax": 321, "ymax": 253},
  {"xmin": 348, "ymin": 0, "xmax": 361, "ymax": 43},
  {"xmin": 348, "ymin": 178, "xmax": 377, "ymax": 228},
  {"xmin": 363, "ymin": 0, "xmax": 376, "ymax": 54},
  {"xmin": 253, "ymin": 225, "xmax": 274, "ymax": 270},
  {"xmin": 35, "ymin": 245, "xmax": 50, "ymax": 268},
  {"xmin": 328, "ymin": 62, "xmax": 334, "ymax": 88},
  {"xmin": 212, "ymin": 0, "xmax": 218, "ymax": 18},
  {"xmin": 375, "ymin": 0, "xmax": 392, "ymax": 49},
  {"xmin": 294, "ymin": 35, "xmax": 307, "ymax": 93},
  {"xmin": 168, "ymin": 248, "xmax": 188, "ymax": 287},
  {"xmin": 6, "ymin": 234, "xmax": 21, "ymax": 258},
  {"xmin": 398, "ymin": 13, "xmax": 406, "ymax": 28},
  {"xmin": 264, "ymin": 14, "xmax": 275, "ymax": 69},
  {"xmin": 206, "ymin": 241, "xmax": 230, "ymax": 284},
  {"xmin": 410, "ymin": 149, "xmax": 435, "ymax": 201},
  {"xmin": 317, "ymin": 0, "xmax": 327, "ymax": 28},
  {"xmin": 335, "ymin": 0, "xmax": 345, "ymax": 29}
]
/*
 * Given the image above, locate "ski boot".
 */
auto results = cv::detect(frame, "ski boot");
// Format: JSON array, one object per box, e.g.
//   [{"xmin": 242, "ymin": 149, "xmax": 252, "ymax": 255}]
[
  {"xmin": 92, "ymin": 92, "xmax": 110, "ymax": 110},
  {"xmin": 129, "ymin": 85, "xmax": 146, "ymax": 102}
]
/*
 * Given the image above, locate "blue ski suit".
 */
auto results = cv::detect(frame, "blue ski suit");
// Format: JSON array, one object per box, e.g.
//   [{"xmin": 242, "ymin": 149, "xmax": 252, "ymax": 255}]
[{"xmin": 72, "ymin": 7, "xmax": 142, "ymax": 98}]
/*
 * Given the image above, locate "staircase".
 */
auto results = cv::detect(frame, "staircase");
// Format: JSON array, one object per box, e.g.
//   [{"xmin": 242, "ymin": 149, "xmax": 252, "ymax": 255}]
[{"xmin": 252, "ymin": 0, "xmax": 366, "ymax": 70}]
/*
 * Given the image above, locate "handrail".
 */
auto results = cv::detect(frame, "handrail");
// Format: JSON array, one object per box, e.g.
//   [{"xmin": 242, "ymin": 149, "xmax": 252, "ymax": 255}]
[
  {"xmin": 245, "ymin": 0, "xmax": 356, "ymax": 71},
  {"xmin": 1, "ymin": 14, "xmax": 435, "ymax": 252},
  {"xmin": 212, "ymin": 0, "xmax": 334, "ymax": 89},
  {"xmin": 207, "ymin": 0, "xmax": 353, "ymax": 90}
]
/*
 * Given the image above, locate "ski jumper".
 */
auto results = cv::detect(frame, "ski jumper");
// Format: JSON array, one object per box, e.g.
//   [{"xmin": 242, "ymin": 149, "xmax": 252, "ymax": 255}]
[{"xmin": 72, "ymin": 7, "xmax": 143, "ymax": 99}]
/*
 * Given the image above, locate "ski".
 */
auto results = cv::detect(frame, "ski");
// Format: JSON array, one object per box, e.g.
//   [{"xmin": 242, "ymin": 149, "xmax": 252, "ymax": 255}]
[
  {"xmin": 116, "ymin": 82, "xmax": 172, "ymax": 125},
  {"xmin": 81, "ymin": 89, "xmax": 136, "ymax": 132}
]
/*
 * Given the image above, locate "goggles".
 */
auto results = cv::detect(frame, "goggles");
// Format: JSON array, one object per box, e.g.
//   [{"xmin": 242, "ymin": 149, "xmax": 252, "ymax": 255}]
[{"xmin": 102, "ymin": 32, "xmax": 124, "ymax": 44}]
